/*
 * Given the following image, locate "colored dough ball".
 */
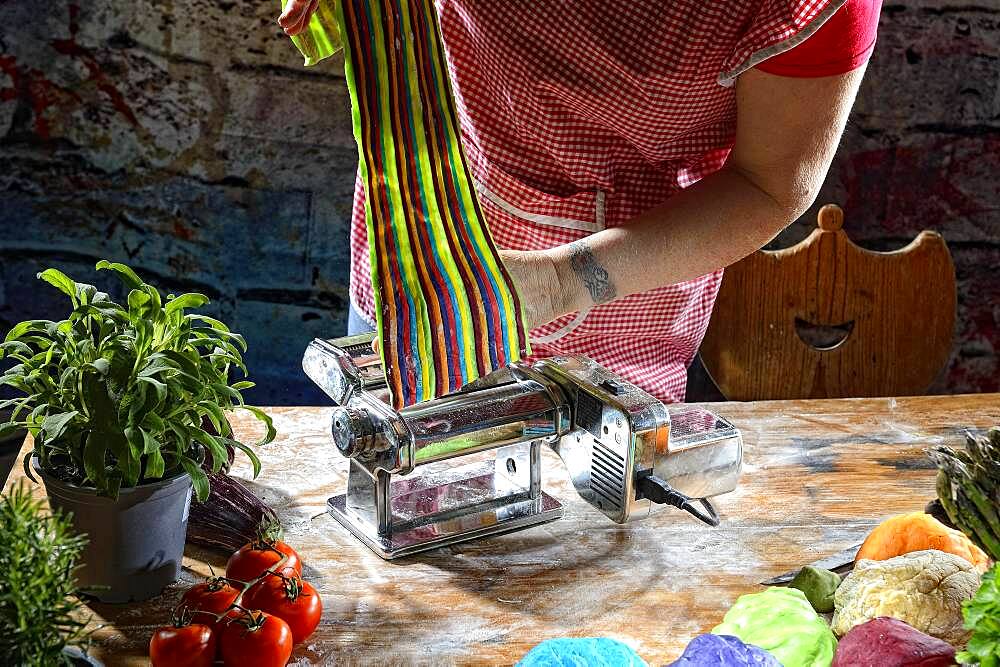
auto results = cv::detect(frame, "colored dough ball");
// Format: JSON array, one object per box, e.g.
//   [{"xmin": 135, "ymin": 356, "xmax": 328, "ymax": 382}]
[
  {"xmin": 516, "ymin": 638, "xmax": 647, "ymax": 666},
  {"xmin": 712, "ymin": 587, "xmax": 838, "ymax": 667},
  {"xmin": 832, "ymin": 549, "xmax": 980, "ymax": 647},
  {"xmin": 668, "ymin": 634, "xmax": 782, "ymax": 666},
  {"xmin": 832, "ymin": 617, "xmax": 956, "ymax": 667},
  {"xmin": 789, "ymin": 565, "xmax": 841, "ymax": 613},
  {"xmin": 857, "ymin": 512, "xmax": 989, "ymax": 572}
]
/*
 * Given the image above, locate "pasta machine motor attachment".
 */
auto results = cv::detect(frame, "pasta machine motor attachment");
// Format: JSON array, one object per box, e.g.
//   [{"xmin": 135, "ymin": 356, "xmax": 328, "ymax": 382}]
[{"xmin": 302, "ymin": 333, "xmax": 743, "ymax": 559}]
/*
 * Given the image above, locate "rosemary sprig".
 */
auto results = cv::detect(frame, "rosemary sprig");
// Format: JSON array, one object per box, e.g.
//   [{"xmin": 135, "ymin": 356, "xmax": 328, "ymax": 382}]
[{"xmin": 0, "ymin": 482, "xmax": 91, "ymax": 666}]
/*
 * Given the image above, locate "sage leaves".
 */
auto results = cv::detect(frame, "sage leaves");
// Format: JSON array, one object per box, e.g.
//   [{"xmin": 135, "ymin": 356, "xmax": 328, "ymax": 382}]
[{"xmin": 0, "ymin": 261, "xmax": 275, "ymax": 500}]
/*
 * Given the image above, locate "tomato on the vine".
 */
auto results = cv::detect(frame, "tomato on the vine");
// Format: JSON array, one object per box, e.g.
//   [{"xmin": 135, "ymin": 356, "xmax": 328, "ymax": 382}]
[
  {"xmin": 220, "ymin": 610, "xmax": 294, "ymax": 667},
  {"xmin": 243, "ymin": 573, "xmax": 323, "ymax": 643},
  {"xmin": 181, "ymin": 577, "xmax": 241, "ymax": 628},
  {"xmin": 226, "ymin": 539, "xmax": 302, "ymax": 582},
  {"xmin": 149, "ymin": 622, "xmax": 216, "ymax": 667}
]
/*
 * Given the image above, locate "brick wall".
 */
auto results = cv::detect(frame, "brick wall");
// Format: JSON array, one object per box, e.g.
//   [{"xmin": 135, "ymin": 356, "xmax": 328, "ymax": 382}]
[
  {"xmin": 0, "ymin": 0, "xmax": 357, "ymax": 404},
  {"xmin": 1, "ymin": 1, "xmax": 997, "ymax": 404}
]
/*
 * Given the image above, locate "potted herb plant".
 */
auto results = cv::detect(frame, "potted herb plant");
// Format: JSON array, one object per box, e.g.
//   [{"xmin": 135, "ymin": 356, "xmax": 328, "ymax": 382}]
[
  {"xmin": 0, "ymin": 481, "xmax": 99, "ymax": 666},
  {"xmin": 0, "ymin": 261, "xmax": 275, "ymax": 603}
]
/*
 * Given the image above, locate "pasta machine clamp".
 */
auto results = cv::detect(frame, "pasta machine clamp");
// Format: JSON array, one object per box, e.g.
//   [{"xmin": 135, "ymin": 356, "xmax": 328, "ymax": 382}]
[{"xmin": 303, "ymin": 333, "xmax": 742, "ymax": 559}]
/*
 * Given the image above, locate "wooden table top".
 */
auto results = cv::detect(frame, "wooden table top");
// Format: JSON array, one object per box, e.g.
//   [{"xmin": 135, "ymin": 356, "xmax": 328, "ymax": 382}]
[{"xmin": 5, "ymin": 393, "xmax": 1000, "ymax": 666}]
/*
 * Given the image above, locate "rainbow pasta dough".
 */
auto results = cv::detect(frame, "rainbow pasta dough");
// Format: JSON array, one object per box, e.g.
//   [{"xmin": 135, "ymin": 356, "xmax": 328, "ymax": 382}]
[{"xmin": 287, "ymin": 0, "xmax": 529, "ymax": 408}]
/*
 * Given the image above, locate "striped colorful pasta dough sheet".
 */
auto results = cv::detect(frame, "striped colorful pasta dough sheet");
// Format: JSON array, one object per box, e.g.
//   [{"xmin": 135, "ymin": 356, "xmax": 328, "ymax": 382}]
[{"xmin": 285, "ymin": 0, "xmax": 530, "ymax": 408}]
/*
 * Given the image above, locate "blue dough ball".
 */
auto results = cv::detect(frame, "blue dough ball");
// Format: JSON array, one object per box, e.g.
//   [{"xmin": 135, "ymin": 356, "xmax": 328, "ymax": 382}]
[
  {"xmin": 668, "ymin": 634, "xmax": 783, "ymax": 666},
  {"xmin": 516, "ymin": 638, "xmax": 648, "ymax": 667}
]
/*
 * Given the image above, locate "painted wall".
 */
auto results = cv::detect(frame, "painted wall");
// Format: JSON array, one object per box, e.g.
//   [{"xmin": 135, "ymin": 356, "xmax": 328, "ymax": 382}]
[
  {"xmin": 0, "ymin": 0, "xmax": 357, "ymax": 404},
  {"xmin": 1, "ymin": 1, "xmax": 997, "ymax": 405}
]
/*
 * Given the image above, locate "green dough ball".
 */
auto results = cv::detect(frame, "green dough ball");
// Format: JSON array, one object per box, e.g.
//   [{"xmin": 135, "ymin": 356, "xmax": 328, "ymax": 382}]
[
  {"xmin": 712, "ymin": 587, "xmax": 837, "ymax": 667},
  {"xmin": 789, "ymin": 566, "xmax": 841, "ymax": 613}
]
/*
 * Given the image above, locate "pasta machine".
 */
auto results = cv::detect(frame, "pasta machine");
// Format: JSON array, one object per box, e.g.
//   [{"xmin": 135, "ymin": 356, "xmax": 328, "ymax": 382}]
[{"xmin": 302, "ymin": 333, "xmax": 742, "ymax": 559}]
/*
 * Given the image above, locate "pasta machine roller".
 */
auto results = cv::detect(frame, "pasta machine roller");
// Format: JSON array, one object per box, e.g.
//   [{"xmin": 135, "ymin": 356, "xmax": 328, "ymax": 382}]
[{"xmin": 303, "ymin": 333, "xmax": 742, "ymax": 559}]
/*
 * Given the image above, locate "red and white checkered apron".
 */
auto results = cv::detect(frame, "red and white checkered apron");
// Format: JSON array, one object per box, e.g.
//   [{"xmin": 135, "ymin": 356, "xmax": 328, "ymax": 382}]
[{"xmin": 350, "ymin": 0, "xmax": 842, "ymax": 403}]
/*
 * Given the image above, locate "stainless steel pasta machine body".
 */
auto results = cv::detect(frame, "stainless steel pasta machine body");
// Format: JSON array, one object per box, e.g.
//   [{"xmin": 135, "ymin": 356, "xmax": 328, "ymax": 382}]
[{"xmin": 303, "ymin": 333, "xmax": 742, "ymax": 559}]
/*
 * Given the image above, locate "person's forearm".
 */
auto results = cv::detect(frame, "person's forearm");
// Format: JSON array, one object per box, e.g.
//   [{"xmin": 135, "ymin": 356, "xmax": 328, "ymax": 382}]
[
  {"xmin": 498, "ymin": 69, "xmax": 863, "ymax": 329},
  {"xmin": 548, "ymin": 165, "xmax": 807, "ymax": 315}
]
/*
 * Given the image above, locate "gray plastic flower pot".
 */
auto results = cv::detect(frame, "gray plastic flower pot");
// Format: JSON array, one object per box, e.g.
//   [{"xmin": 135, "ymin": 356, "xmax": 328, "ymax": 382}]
[{"xmin": 33, "ymin": 459, "xmax": 193, "ymax": 604}]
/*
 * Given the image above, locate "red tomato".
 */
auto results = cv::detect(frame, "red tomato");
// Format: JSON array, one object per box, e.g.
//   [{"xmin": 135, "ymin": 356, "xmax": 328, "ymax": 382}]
[
  {"xmin": 150, "ymin": 623, "xmax": 216, "ymax": 667},
  {"xmin": 181, "ymin": 577, "xmax": 241, "ymax": 628},
  {"xmin": 243, "ymin": 573, "xmax": 323, "ymax": 643},
  {"xmin": 220, "ymin": 610, "xmax": 293, "ymax": 667},
  {"xmin": 226, "ymin": 539, "xmax": 302, "ymax": 582},
  {"xmin": 213, "ymin": 609, "xmax": 244, "ymax": 660}
]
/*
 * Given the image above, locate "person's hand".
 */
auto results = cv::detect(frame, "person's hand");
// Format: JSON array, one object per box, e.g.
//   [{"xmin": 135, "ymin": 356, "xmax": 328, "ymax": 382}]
[
  {"xmin": 498, "ymin": 248, "xmax": 567, "ymax": 330},
  {"xmin": 278, "ymin": 0, "xmax": 319, "ymax": 36}
]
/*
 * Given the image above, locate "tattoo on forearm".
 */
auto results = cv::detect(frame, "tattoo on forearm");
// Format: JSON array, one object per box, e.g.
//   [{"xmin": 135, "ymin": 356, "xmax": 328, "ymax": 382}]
[{"xmin": 568, "ymin": 241, "xmax": 616, "ymax": 305}]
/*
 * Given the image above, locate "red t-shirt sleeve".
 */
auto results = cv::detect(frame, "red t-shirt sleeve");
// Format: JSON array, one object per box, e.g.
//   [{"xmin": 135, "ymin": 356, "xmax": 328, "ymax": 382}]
[{"xmin": 756, "ymin": 0, "xmax": 882, "ymax": 77}]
